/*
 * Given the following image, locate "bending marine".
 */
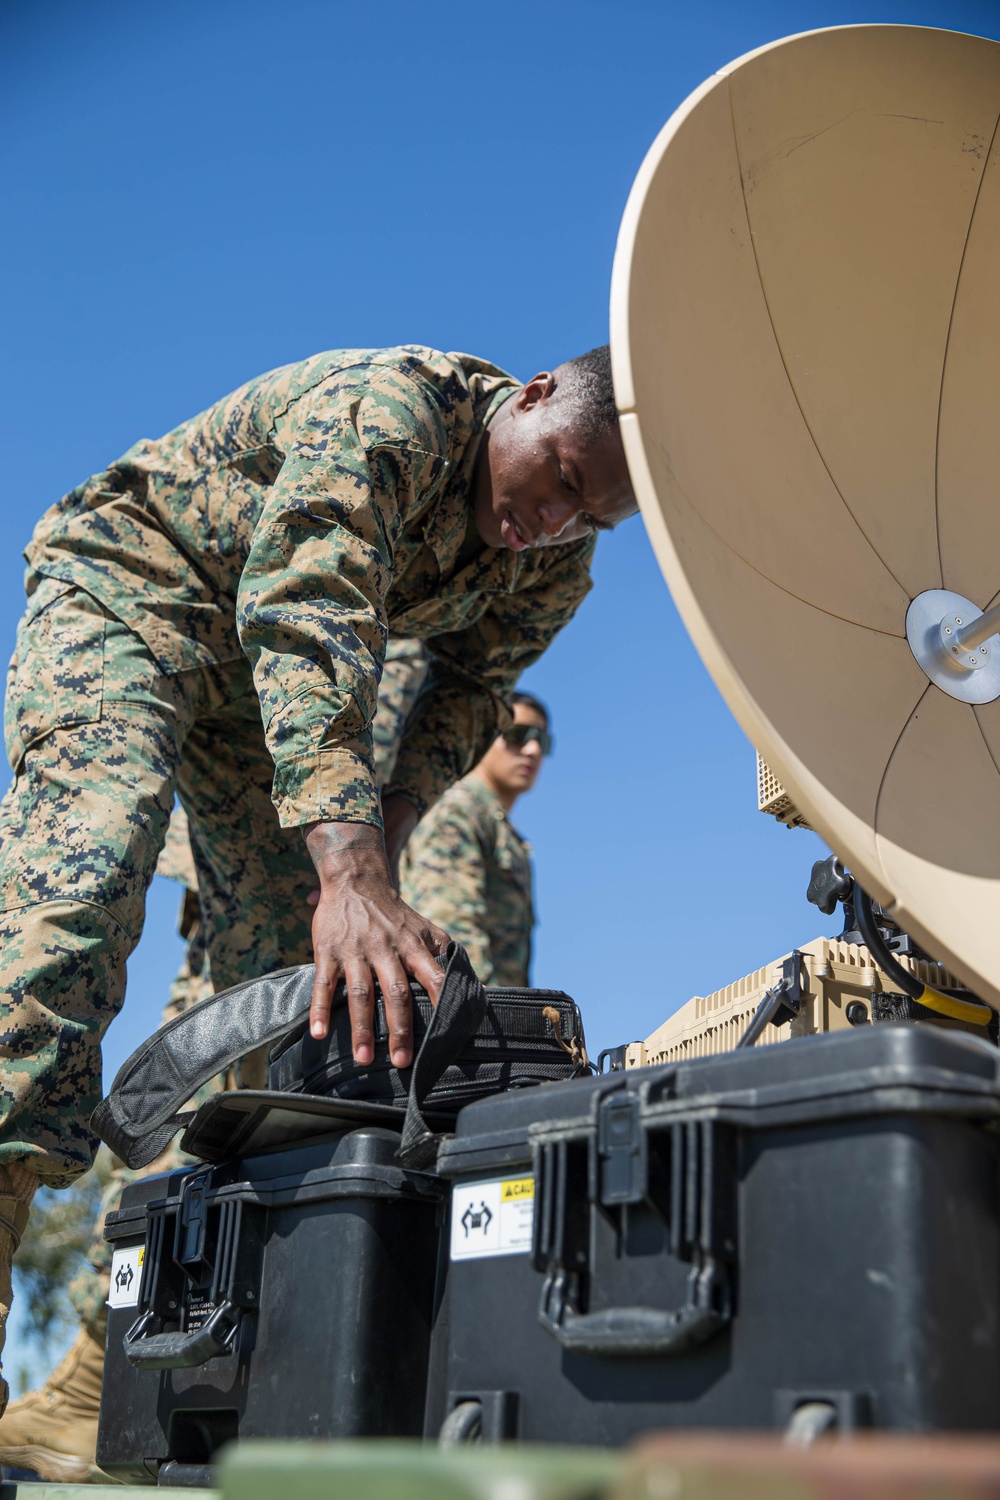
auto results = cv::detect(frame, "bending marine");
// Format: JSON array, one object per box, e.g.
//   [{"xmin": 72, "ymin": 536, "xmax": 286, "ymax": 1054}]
[{"xmin": 0, "ymin": 342, "xmax": 634, "ymax": 1407}]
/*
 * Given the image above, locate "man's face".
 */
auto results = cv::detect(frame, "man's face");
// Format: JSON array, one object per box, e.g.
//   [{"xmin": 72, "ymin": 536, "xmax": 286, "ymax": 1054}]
[
  {"xmin": 479, "ymin": 702, "xmax": 549, "ymax": 800},
  {"xmin": 473, "ymin": 372, "xmax": 636, "ymax": 552}
]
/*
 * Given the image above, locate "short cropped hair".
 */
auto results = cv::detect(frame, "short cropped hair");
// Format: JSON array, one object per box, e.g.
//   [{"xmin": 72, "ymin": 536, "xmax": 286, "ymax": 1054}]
[
  {"xmin": 557, "ymin": 345, "xmax": 618, "ymax": 444},
  {"xmin": 510, "ymin": 690, "xmax": 550, "ymax": 727}
]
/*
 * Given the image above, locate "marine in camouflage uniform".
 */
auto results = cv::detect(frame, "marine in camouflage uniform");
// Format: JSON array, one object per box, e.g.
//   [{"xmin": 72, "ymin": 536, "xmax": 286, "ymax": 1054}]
[
  {"xmin": 0, "ymin": 649, "xmax": 429, "ymax": 1479},
  {"xmin": 400, "ymin": 775, "xmax": 532, "ymax": 985},
  {"xmin": 0, "ymin": 347, "xmax": 605, "ymax": 1188},
  {"xmin": 67, "ymin": 805, "xmax": 218, "ymax": 1345},
  {"xmin": 400, "ymin": 693, "xmax": 549, "ymax": 986},
  {"xmin": 0, "ymin": 343, "xmax": 631, "ymax": 1423},
  {"xmin": 63, "ymin": 642, "xmax": 428, "ymax": 1345},
  {"xmin": 0, "ymin": 808, "xmax": 210, "ymax": 1479}
]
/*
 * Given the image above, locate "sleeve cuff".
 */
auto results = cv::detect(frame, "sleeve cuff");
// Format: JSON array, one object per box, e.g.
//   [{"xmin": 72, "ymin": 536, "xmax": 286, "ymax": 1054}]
[
  {"xmin": 270, "ymin": 746, "xmax": 383, "ymax": 830},
  {"xmin": 382, "ymin": 780, "xmax": 430, "ymax": 818}
]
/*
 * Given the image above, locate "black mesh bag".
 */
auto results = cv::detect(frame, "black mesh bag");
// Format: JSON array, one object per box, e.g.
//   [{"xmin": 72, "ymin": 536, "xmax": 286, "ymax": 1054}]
[
  {"xmin": 93, "ymin": 943, "xmax": 588, "ymax": 1172},
  {"xmin": 270, "ymin": 980, "xmax": 587, "ymax": 1113}
]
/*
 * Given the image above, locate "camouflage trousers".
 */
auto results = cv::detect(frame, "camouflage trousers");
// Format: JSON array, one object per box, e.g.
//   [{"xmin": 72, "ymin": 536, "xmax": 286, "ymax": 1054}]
[
  {"xmin": 60, "ymin": 635, "xmax": 427, "ymax": 1339},
  {"xmin": 0, "ymin": 580, "xmax": 315, "ymax": 1186}
]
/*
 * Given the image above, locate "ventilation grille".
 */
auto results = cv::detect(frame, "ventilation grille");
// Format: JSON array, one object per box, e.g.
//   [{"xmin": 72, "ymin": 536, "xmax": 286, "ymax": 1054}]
[
  {"xmin": 756, "ymin": 751, "xmax": 812, "ymax": 830},
  {"xmin": 625, "ymin": 935, "xmax": 974, "ymax": 1071}
]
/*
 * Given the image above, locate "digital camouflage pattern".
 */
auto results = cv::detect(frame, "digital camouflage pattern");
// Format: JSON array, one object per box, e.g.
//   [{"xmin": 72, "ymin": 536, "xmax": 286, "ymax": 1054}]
[
  {"xmin": 54, "ymin": 626, "xmax": 429, "ymax": 1340},
  {"xmin": 0, "ymin": 589, "xmax": 316, "ymax": 1183},
  {"xmin": 68, "ymin": 800, "xmax": 264, "ymax": 1337},
  {"xmin": 155, "ymin": 804, "xmax": 199, "ymax": 891},
  {"xmin": 67, "ymin": 642, "xmax": 428, "ymax": 1334},
  {"xmin": 1, "ymin": 346, "xmax": 594, "ymax": 1185},
  {"xmin": 372, "ymin": 638, "xmax": 428, "ymax": 787},
  {"xmin": 63, "ymin": 631, "xmax": 420, "ymax": 1332},
  {"xmin": 26, "ymin": 347, "xmax": 595, "ymax": 825},
  {"xmin": 399, "ymin": 775, "xmax": 533, "ymax": 986}
]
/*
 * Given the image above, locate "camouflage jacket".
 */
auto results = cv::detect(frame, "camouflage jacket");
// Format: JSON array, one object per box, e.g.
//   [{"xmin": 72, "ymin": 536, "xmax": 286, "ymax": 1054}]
[
  {"xmin": 25, "ymin": 348, "xmax": 595, "ymax": 827},
  {"xmin": 372, "ymin": 638, "xmax": 428, "ymax": 788},
  {"xmin": 399, "ymin": 774, "xmax": 533, "ymax": 986}
]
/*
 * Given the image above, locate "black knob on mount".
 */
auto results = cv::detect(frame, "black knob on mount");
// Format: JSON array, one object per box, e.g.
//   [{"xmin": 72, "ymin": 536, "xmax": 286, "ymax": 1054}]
[{"xmin": 806, "ymin": 855, "xmax": 852, "ymax": 916}]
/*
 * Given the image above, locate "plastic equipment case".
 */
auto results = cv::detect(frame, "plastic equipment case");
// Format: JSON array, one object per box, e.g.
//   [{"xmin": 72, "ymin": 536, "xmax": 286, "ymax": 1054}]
[
  {"xmin": 98, "ymin": 1120, "xmax": 444, "ymax": 1485},
  {"xmin": 426, "ymin": 1025, "xmax": 1000, "ymax": 1444}
]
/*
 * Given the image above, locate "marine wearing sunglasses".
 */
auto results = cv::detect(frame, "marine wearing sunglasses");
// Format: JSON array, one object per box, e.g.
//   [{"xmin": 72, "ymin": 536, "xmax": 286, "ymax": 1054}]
[
  {"xmin": 500, "ymin": 720, "xmax": 553, "ymax": 757},
  {"xmin": 398, "ymin": 689, "xmax": 552, "ymax": 988}
]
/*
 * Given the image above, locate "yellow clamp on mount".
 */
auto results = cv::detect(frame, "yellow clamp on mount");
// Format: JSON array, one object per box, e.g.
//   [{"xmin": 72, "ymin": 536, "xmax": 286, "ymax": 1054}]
[{"xmin": 917, "ymin": 986, "xmax": 993, "ymax": 1027}]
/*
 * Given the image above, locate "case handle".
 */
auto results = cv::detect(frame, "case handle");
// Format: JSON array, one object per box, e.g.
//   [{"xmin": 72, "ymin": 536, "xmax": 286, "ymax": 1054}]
[
  {"xmin": 538, "ymin": 1260, "xmax": 730, "ymax": 1357},
  {"xmin": 123, "ymin": 1300, "xmax": 242, "ymax": 1369}
]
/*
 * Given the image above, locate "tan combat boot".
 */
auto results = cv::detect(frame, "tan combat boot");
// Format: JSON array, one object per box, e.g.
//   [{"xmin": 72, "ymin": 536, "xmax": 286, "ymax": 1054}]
[
  {"xmin": 0, "ymin": 1162, "xmax": 37, "ymax": 1419},
  {"xmin": 0, "ymin": 1326, "xmax": 105, "ymax": 1482}
]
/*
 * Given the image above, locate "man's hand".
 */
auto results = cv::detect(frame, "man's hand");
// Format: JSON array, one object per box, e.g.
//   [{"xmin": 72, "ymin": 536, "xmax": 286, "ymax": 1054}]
[{"xmin": 304, "ymin": 818, "xmax": 449, "ymax": 1069}]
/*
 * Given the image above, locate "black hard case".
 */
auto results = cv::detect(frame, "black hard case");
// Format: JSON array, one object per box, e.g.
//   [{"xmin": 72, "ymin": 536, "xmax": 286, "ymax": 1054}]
[
  {"xmin": 426, "ymin": 1026, "xmax": 1000, "ymax": 1444},
  {"xmin": 98, "ymin": 1124, "xmax": 443, "ymax": 1484}
]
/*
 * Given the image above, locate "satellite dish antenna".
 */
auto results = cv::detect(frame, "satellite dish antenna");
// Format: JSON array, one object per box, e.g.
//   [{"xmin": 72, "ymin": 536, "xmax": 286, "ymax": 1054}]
[{"xmin": 611, "ymin": 25, "xmax": 1000, "ymax": 1008}]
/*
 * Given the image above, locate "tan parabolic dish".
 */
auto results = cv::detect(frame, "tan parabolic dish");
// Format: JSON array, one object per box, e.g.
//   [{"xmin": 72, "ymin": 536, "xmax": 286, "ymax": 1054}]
[{"xmin": 610, "ymin": 25, "xmax": 1000, "ymax": 1007}]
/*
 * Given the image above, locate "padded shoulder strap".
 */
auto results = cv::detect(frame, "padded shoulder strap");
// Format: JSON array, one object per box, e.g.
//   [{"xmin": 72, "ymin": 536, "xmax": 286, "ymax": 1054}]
[{"xmin": 91, "ymin": 965, "xmax": 317, "ymax": 1167}]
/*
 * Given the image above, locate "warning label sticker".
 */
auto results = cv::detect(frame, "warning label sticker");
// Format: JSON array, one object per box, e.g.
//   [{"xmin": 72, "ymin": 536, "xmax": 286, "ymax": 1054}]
[
  {"xmin": 450, "ymin": 1175, "xmax": 535, "ymax": 1260},
  {"xmin": 107, "ymin": 1245, "xmax": 144, "ymax": 1309}
]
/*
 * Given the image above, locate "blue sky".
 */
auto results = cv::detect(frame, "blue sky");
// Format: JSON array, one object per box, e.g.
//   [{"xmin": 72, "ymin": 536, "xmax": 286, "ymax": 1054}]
[
  {"xmin": 2, "ymin": 1, "xmax": 998, "ymax": 1119},
  {"xmin": 4, "ymin": 0, "xmax": 999, "ymax": 1397}
]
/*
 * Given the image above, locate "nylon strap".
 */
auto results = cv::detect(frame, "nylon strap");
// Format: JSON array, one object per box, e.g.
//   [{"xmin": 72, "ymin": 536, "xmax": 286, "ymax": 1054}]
[{"xmin": 397, "ymin": 943, "xmax": 487, "ymax": 1169}]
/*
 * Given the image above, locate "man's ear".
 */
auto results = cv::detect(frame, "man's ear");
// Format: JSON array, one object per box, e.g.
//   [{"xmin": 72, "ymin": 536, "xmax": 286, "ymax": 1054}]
[{"xmin": 514, "ymin": 371, "xmax": 556, "ymax": 413}]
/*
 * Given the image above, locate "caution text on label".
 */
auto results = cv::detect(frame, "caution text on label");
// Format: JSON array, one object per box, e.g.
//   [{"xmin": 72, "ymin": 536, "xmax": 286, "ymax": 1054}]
[{"xmin": 501, "ymin": 1177, "xmax": 534, "ymax": 1202}]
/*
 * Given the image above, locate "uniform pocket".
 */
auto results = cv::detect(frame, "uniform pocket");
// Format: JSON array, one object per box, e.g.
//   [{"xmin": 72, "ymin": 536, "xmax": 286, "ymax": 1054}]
[{"xmin": 5, "ymin": 581, "xmax": 106, "ymax": 771}]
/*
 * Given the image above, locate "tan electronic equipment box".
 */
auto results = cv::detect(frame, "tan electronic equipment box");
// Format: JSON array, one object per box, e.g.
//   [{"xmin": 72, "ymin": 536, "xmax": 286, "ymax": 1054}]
[
  {"xmin": 626, "ymin": 936, "xmax": 984, "ymax": 1069},
  {"xmin": 756, "ymin": 753, "xmax": 811, "ymax": 832}
]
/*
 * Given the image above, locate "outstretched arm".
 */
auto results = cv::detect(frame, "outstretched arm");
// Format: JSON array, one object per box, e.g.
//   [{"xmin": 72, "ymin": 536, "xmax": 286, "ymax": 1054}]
[
  {"xmin": 304, "ymin": 813, "xmax": 448, "ymax": 1068},
  {"xmin": 238, "ymin": 363, "xmax": 453, "ymax": 1065}
]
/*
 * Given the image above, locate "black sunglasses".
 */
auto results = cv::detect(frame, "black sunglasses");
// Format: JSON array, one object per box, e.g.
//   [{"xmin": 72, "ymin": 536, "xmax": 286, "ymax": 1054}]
[{"xmin": 501, "ymin": 723, "xmax": 553, "ymax": 756}]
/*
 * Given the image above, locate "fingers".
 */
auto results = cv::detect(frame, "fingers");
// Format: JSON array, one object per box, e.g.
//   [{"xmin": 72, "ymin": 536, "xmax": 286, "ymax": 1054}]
[
  {"xmin": 406, "ymin": 918, "xmax": 452, "ymax": 1005},
  {"xmin": 343, "ymin": 959, "xmax": 376, "ymax": 1067},
  {"xmin": 372, "ymin": 953, "xmax": 413, "ymax": 1069},
  {"xmin": 401, "ymin": 932, "xmax": 448, "ymax": 1005},
  {"xmin": 308, "ymin": 879, "xmax": 453, "ymax": 1065},
  {"xmin": 309, "ymin": 960, "xmax": 341, "ymax": 1042},
  {"xmin": 424, "ymin": 919, "xmax": 451, "ymax": 956}
]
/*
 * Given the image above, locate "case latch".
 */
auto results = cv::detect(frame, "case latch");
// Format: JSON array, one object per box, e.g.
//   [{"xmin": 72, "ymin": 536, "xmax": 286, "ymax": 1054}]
[
  {"xmin": 177, "ymin": 1171, "xmax": 210, "ymax": 1269},
  {"xmin": 123, "ymin": 1178, "xmax": 265, "ymax": 1371},
  {"xmin": 596, "ymin": 1090, "xmax": 645, "ymax": 1207}
]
